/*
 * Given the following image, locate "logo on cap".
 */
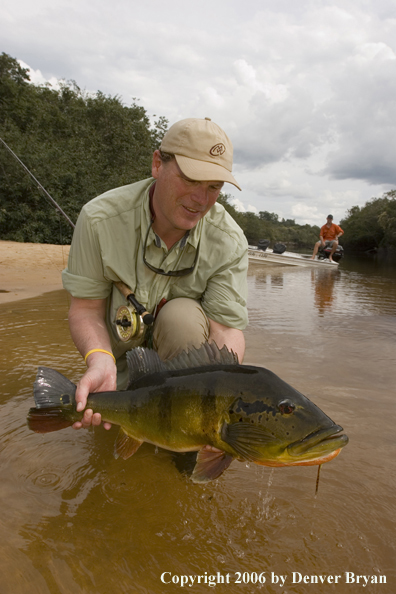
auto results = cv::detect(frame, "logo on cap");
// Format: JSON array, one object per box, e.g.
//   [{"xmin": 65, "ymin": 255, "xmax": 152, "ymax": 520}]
[{"xmin": 210, "ymin": 143, "xmax": 226, "ymax": 157}]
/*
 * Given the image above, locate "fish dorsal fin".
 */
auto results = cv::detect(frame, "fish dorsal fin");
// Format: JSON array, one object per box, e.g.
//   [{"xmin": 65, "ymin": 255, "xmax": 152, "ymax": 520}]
[
  {"xmin": 126, "ymin": 342, "xmax": 239, "ymax": 386},
  {"xmin": 165, "ymin": 342, "xmax": 239, "ymax": 371},
  {"xmin": 126, "ymin": 348, "xmax": 168, "ymax": 386}
]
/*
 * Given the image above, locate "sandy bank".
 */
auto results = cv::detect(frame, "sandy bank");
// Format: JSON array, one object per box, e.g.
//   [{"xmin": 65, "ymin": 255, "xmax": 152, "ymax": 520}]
[{"xmin": 0, "ymin": 240, "xmax": 70, "ymax": 304}]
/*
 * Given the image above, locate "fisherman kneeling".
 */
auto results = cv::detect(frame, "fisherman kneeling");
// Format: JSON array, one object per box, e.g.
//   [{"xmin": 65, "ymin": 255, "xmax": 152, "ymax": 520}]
[{"xmin": 62, "ymin": 117, "xmax": 248, "ymax": 429}]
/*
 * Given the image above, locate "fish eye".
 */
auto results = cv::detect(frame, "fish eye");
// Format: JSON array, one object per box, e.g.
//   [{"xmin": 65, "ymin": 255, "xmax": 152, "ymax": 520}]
[{"xmin": 278, "ymin": 400, "xmax": 295, "ymax": 415}]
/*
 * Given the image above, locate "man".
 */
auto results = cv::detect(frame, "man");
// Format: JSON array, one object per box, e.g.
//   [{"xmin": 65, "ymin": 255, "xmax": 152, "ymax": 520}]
[
  {"xmin": 311, "ymin": 214, "xmax": 344, "ymax": 262},
  {"xmin": 62, "ymin": 117, "xmax": 248, "ymax": 430}
]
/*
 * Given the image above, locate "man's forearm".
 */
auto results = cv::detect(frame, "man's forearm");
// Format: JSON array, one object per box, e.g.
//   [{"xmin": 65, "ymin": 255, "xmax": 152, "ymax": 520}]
[{"xmin": 68, "ymin": 296, "xmax": 112, "ymax": 359}]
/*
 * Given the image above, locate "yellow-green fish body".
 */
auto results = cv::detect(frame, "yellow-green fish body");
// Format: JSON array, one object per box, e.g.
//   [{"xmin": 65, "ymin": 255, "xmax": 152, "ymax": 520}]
[{"xmin": 28, "ymin": 343, "xmax": 348, "ymax": 482}]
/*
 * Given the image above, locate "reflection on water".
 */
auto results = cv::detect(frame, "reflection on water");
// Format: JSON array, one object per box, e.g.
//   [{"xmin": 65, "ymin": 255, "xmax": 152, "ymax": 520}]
[
  {"xmin": 0, "ymin": 256, "xmax": 395, "ymax": 593},
  {"xmin": 311, "ymin": 268, "xmax": 338, "ymax": 314}
]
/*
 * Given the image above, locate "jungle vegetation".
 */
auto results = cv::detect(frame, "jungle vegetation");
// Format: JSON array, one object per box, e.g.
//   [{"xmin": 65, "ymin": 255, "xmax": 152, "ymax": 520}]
[
  {"xmin": 0, "ymin": 52, "xmax": 167, "ymax": 243},
  {"xmin": 217, "ymin": 195, "xmax": 320, "ymax": 248},
  {"xmin": 340, "ymin": 190, "xmax": 396, "ymax": 252}
]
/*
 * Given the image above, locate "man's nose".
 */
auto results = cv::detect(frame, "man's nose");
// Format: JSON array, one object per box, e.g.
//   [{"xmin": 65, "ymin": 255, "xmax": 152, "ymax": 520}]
[{"xmin": 190, "ymin": 183, "xmax": 209, "ymax": 204}]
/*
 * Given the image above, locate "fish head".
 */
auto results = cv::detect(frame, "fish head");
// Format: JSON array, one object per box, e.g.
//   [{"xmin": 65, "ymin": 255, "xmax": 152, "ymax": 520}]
[{"xmin": 221, "ymin": 367, "xmax": 348, "ymax": 467}]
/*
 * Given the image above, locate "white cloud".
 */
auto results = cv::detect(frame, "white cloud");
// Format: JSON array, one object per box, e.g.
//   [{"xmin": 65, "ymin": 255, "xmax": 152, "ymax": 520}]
[
  {"xmin": 230, "ymin": 198, "xmax": 246, "ymax": 212},
  {"xmin": 18, "ymin": 60, "xmax": 60, "ymax": 88}
]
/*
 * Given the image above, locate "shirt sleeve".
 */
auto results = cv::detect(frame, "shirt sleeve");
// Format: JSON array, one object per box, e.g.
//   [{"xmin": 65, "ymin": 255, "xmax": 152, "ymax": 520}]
[
  {"xmin": 62, "ymin": 208, "xmax": 113, "ymax": 299},
  {"xmin": 201, "ymin": 240, "xmax": 249, "ymax": 330}
]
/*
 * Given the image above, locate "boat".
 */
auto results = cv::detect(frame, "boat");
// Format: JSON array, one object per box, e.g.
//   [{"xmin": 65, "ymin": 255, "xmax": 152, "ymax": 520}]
[{"xmin": 248, "ymin": 243, "xmax": 342, "ymax": 268}]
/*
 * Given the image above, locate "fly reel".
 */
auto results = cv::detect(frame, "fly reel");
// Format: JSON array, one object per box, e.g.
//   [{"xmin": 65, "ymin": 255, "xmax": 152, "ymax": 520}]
[
  {"xmin": 114, "ymin": 281, "xmax": 155, "ymax": 342},
  {"xmin": 115, "ymin": 305, "xmax": 145, "ymax": 342}
]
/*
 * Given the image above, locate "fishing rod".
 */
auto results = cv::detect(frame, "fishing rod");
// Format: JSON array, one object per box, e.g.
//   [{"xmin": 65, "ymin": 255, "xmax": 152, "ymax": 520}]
[{"xmin": 0, "ymin": 135, "xmax": 154, "ymax": 331}]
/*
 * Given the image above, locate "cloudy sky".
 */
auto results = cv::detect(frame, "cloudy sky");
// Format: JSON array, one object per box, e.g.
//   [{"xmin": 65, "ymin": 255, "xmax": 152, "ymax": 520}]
[{"xmin": 1, "ymin": 0, "xmax": 396, "ymax": 225}]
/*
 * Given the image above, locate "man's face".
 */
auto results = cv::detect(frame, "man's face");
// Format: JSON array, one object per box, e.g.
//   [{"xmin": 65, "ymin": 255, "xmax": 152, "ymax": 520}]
[
  {"xmin": 151, "ymin": 151, "xmax": 224, "ymax": 235},
  {"xmin": 326, "ymin": 217, "xmax": 333, "ymax": 225}
]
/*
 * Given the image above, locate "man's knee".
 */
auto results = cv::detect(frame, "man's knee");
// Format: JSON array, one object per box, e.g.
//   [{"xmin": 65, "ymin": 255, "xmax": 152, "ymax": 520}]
[{"xmin": 153, "ymin": 298, "xmax": 210, "ymax": 360}]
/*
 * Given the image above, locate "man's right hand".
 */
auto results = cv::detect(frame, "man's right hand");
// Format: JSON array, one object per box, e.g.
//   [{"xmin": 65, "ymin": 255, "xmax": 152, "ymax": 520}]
[
  {"xmin": 67, "ymin": 296, "xmax": 117, "ymax": 431},
  {"xmin": 73, "ymin": 352, "xmax": 117, "ymax": 430}
]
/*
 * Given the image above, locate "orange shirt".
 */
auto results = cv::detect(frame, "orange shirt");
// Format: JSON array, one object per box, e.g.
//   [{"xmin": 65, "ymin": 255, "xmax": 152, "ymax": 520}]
[{"xmin": 320, "ymin": 223, "xmax": 343, "ymax": 241}]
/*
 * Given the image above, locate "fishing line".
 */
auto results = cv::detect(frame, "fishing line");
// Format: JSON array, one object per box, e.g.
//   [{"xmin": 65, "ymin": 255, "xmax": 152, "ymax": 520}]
[
  {"xmin": 0, "ymin": 135, "xmax": 75, "ymax": 229},
  {"xmin": 1, "ymin": 136, "xmax": 154, "ymax": 326}
]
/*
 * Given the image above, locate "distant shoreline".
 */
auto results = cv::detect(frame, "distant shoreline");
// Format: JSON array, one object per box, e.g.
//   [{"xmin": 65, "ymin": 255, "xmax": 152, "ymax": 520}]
[{"xmin": 0, "ymin": 240, "xmax": 70, "ymax": 305}]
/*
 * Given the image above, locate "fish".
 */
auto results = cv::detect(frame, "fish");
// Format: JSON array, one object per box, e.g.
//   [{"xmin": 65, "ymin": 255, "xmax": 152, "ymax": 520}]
[{"xmin": 27, "ymin": 343, "xmax": 348, "ymax": 483}]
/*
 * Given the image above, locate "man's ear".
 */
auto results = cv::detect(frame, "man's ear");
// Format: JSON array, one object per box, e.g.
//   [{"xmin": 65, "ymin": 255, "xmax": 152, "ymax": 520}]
[{"xmin": 151, "ymin": 150, "xmax": 162, "ymax": 179}]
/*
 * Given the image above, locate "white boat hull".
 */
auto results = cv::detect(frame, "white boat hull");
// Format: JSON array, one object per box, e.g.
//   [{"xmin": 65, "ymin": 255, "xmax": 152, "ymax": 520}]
[{"xmin": 248, "ymin": 247, "xmax": 339, "ymax": 267}]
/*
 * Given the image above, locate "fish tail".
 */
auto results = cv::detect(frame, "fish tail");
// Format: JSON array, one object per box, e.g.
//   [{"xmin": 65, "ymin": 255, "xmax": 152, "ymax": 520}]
[
  {"xmin": 27, "ymin": 366, "xmax": 77, "ymax": 433},
  {"xmin": 27, "ymin": 407, "xmax": 74, "ymax": 433}
]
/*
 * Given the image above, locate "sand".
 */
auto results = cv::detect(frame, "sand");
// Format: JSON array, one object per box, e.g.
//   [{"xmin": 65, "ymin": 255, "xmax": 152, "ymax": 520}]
[{"xmin": 0, "ymin": 240, "xmax": 70, "ymax": 305}]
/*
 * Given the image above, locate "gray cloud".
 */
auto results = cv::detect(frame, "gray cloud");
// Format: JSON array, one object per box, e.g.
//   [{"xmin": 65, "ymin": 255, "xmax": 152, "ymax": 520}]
[{"xmin": 1, "ymin": 0, "xmax": 395, "ymax": 223}]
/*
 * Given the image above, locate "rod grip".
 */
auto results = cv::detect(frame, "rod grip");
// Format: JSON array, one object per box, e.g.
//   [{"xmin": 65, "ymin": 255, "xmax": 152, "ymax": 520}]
[
  {"xmin": 114, "ymin": 281, "xmax": 154, "ymax": 325},
  {"xmin": 114, "ymin": 281, "xmax": 132, "ymax": 300}
]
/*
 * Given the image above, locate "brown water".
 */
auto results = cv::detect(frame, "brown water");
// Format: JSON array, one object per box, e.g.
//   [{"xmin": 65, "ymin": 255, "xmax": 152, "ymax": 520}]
[{"xmin": 0, "ymin": 256, "xmax": 395, "ymax": 594}]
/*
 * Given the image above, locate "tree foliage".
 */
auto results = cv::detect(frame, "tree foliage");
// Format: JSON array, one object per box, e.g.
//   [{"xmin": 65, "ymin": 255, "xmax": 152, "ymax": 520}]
[
  {"xmin": 218, "ymin": 194, "xmax": 320, "ymax": 248},
  {"xmin": 0, "ymin": 52, "xmax": 168, "ymax": 243},
  {"xmin": 340, "ymin": 190, "xmax": 396, "ymax": 251}
]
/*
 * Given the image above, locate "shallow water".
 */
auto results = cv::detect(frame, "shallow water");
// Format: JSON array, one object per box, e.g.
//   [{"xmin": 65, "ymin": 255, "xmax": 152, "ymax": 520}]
[{"xmin": 0, "ymin": 256, "xmax": 395, "ymax": 593}]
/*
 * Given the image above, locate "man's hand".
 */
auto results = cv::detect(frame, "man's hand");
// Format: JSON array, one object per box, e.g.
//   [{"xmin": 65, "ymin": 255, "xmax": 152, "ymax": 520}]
[
  {"xmin": 73, "ymin": 352, "xmax": 117, "ymax": 430},
  {"xmin": 67, "ymin": 296, "xmax": 117, "ymax": 430}
]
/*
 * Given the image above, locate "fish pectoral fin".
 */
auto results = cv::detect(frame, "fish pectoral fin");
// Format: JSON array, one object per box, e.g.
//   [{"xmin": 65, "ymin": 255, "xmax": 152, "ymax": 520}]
[
  {"xmin": 114, "ymin": 428, "xmax": 143, "ymax": 460},
  {"xmin": 191, "ymin": 448, "xmax": 234, "ymax": 483},
  {"xmin": 223, "ymin": 422, "xmax": 276, "ymax": 463}
]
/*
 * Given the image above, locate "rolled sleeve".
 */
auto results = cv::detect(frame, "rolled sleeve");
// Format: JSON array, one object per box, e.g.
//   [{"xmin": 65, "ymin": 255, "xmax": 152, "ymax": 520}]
[
  {"xmin": 62, "ymin": 207, "xmax": 112, "ymax": 299},
  {"xmin": 61, "ymin": 270, "xmax": 112, "ymax": 299}
]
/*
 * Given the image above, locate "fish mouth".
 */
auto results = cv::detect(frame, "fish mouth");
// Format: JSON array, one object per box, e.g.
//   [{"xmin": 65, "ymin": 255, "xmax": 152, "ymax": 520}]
[{"xmin": 287, "ymin": 425, "xmax": 348, "ymax": 461}]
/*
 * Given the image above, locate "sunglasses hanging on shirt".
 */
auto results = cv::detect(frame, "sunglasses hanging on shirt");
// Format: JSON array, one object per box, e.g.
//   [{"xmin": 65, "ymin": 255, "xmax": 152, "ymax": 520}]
[{"xmin": 142, "ymin": 220, "xmax": 200, "ymax": 277}]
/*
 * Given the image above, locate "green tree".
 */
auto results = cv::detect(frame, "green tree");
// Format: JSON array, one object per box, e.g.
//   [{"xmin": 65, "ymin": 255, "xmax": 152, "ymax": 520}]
[
  {"xmin": 340, "ymin": 190, "xmax": 396, "ymax": 251},
  {"xmin": 0, "ymin": 53, "xmax": 167, "ymax": 243},
  {"xmin": 259, "ymin": 210, "xmax": 279, "ymax": 223}
]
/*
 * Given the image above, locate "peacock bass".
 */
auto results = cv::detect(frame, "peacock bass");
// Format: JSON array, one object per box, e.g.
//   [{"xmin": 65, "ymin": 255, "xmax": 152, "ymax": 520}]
[{"xmin": 27, "ymin": 343, "xmax": 348, "ymax": 483}]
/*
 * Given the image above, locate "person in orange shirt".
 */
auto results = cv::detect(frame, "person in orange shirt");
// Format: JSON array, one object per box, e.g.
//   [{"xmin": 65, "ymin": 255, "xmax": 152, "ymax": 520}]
[{"xmin": 311, "ymin": 214, "xmax": 344, "ymax": 262}]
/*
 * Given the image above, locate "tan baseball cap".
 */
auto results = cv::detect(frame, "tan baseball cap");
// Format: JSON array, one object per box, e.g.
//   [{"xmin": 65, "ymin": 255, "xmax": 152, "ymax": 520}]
[{"xmin": 160, "ymin": 117, "xmax": 241, "ymax": 190}]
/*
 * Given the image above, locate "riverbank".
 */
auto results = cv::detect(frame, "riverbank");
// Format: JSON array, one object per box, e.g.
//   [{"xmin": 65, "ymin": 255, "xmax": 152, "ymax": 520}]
[{"xmin": 0, "ymin": 240, "xmax": 70, "ymax": 304}]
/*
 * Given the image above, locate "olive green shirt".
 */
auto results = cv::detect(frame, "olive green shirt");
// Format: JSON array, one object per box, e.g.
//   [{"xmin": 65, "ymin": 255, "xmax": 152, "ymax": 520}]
[{"xmin": 62, "ymin": 178, "xmax": 248, "ymax": 360}]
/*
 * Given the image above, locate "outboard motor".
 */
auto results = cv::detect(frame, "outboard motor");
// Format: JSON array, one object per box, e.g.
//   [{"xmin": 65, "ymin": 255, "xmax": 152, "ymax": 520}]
[
  {"xmin": 318, "ymin": 244, "xmax": 344, "ymax": 262},
  {"xmin": 257, "ymin": 239, "xmax": 270, "ymax": 251},
  {"xmin": 272, "ymin": 242, "xmax": 287, "ymax": 254}
]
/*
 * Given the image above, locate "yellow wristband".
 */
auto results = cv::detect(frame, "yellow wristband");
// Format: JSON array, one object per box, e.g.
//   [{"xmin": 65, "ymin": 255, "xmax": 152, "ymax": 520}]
[{"xmin": 84, "ymin": 349, "xmax": 116, "ymax": 365}]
